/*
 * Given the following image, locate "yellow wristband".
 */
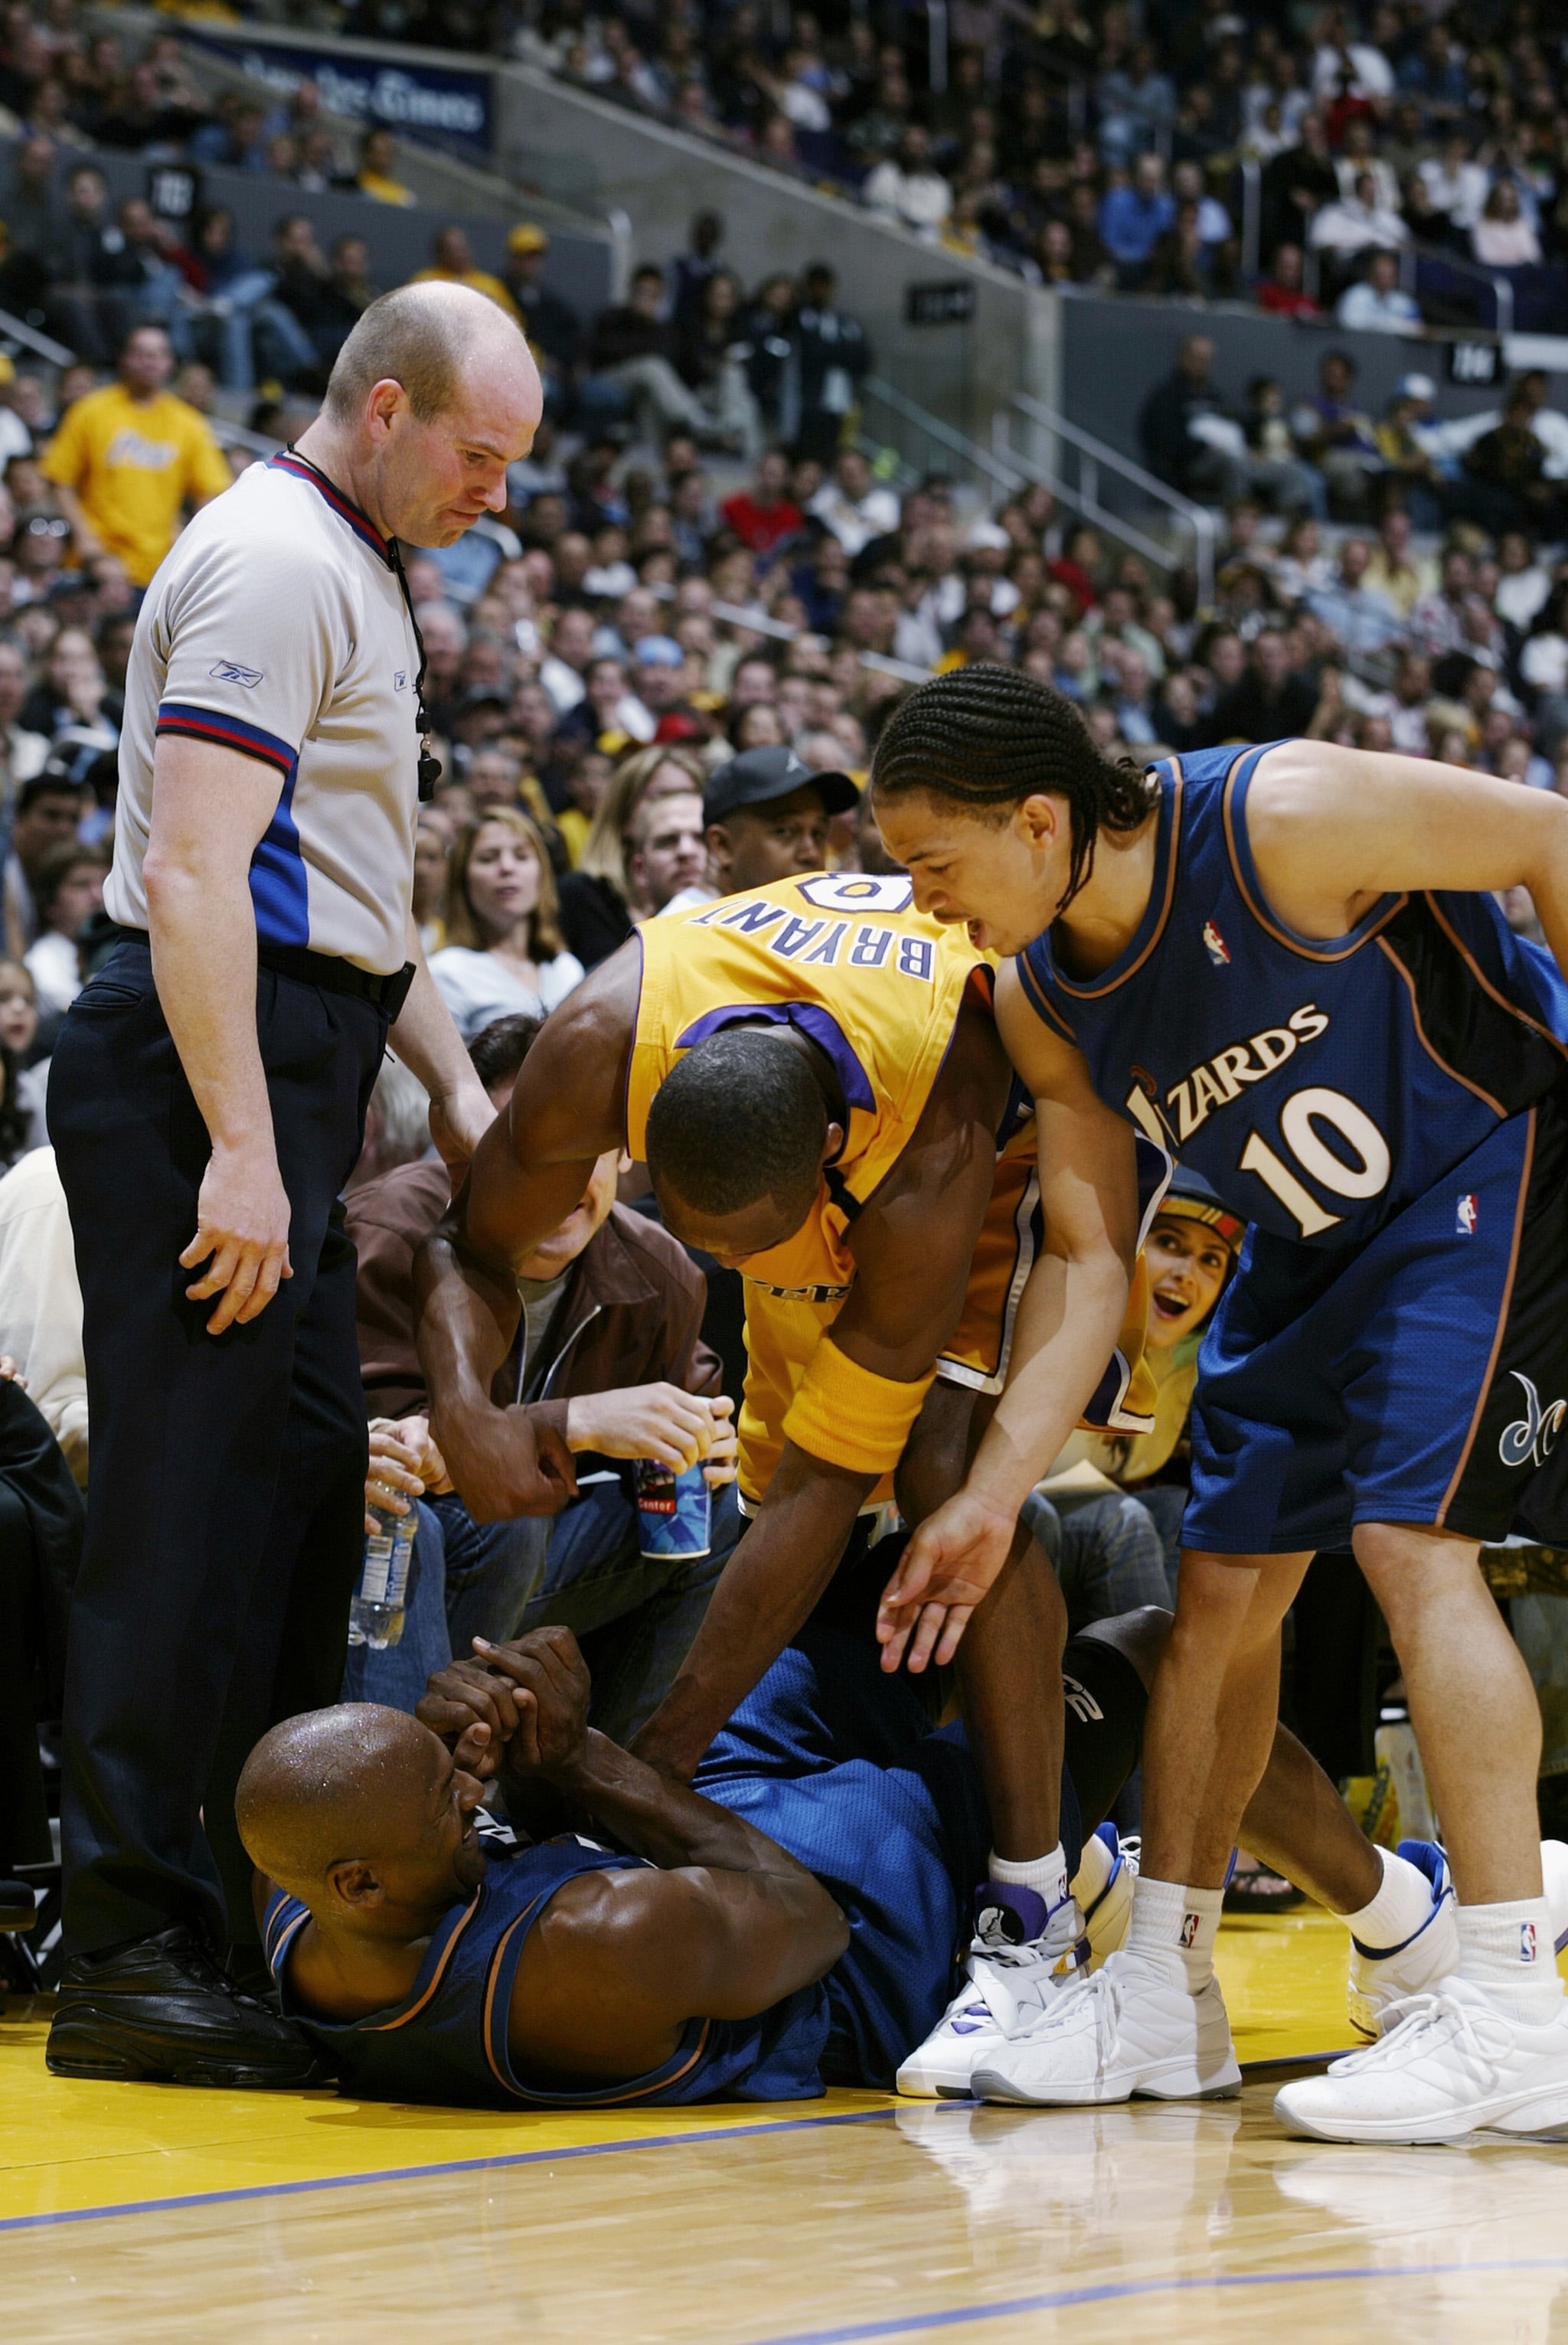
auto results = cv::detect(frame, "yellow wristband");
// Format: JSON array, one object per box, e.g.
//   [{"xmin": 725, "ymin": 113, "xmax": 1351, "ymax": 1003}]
[{"xmin": 782, "ymin": 1339, "xmax": 937, "ymax": 1476}]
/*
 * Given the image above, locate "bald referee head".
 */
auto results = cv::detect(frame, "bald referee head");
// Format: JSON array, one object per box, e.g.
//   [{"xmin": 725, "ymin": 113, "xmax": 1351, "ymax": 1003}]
[{"xmin": 313, "ymin": 279, "xmax": 543, "ymax": 549}]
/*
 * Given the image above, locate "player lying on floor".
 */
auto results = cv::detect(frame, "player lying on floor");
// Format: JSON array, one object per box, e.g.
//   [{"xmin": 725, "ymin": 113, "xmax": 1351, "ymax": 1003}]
[
  {"xmin": 238, "ymin": 1589, "xmax": 1481, "ymax": 2112},
  {"xmin": 414, "ymin": 868, "xmax": 1168, "ymax": 2021}
]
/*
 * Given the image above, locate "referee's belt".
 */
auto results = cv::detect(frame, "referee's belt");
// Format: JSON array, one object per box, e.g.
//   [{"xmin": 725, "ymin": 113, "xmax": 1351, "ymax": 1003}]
[
  {"xmin": 744, "ymin": 1275, "xmax": 854, "ymax": 1303},
  {"xmin": 110, "ymin": 926, "xmax": 416, "ymax": 1018}
]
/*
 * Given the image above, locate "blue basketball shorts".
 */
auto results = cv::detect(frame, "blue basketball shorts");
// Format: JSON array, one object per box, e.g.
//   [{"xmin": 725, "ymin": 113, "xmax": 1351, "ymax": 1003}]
[{"xmin": 1184, "ymin": 1091, "xmax": 1568, "ymax": 1556}]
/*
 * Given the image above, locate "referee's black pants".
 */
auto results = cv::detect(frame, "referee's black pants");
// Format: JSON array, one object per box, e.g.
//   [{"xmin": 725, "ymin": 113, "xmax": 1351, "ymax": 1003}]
[{"xmin": 49, "ymin": 939, "xmax": 387, "ymax": 1958}]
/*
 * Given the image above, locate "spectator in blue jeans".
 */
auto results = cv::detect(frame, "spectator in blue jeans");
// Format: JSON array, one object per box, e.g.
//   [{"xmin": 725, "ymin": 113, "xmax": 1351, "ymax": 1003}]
[{"xmin": 341, "ymin": 1012, "xmax": 740, "ymax": 1739}]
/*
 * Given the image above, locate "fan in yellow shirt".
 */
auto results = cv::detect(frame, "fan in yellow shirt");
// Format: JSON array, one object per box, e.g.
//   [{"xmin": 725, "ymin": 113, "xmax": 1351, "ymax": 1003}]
[
  {"xmin": 41, "ymin": 325, "xmax": 233, "ymax": 588},
  {"xmin": 355, "ymin": 126, "xmax": 416, "ymax": 206},
  {"xmin": 409, "ymin": 226, "xmax": 521, "ymax": 325}
]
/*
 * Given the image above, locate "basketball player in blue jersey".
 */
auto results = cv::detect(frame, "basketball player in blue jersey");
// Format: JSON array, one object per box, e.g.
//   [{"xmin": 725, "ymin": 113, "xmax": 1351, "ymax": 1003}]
[
  {"xmin": 867, "ymin": 665, "xmax": 1568, "ymax": 2144},
  {"xmin": 237, "ymin": 1594, "xmax": 1429, "ymax": 2111}
]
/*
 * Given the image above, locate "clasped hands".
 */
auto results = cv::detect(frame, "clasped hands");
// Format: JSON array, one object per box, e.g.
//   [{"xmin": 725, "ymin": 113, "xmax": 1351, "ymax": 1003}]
[{"xmin": 417, "ymin": 1624, "xmax": 591, "ymax": 1790}]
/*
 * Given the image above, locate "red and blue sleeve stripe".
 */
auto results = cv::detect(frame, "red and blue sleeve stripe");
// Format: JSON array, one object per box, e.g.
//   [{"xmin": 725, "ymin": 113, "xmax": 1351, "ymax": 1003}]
[
  {"xmin": 155, "ymin": 701, "xmax": 297, "ymax": 782},
  {"xmin": 157, "ymin": 701, "xmax": 310, "ymax": 948}
]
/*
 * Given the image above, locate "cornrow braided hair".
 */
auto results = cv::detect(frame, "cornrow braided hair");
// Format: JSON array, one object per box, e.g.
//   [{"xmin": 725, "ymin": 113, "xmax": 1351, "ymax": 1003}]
[{"xmin": 871, "ymin": 664, "xmax": 1159, "ymax": 913}]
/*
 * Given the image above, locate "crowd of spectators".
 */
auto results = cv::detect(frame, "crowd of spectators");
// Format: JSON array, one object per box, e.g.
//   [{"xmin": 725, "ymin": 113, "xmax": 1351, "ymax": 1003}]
[
  {"xmin": 0, "ymin": 0, "xmax": 1557, "ymax": 401},
  {"xmin": 489, "ymin": 0, "xmax": 1568, "ymax": 334},
  {"xmin": 0, "ymin": 14, "xmax": 423, "ymax": 207},
  {"xmin": 0, "ymin": 227, "xmax": 1566, "ymax": 1124},
  {"xmin": 0, "ymin": 0, "xmax": 1559, "ymax": 346}
]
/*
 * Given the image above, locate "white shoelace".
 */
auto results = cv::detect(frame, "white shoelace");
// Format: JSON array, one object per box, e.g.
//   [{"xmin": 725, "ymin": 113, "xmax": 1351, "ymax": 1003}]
[{"xmin": 1334, "ymin": 1989, "xmax": 1510, "ymax": 2079}]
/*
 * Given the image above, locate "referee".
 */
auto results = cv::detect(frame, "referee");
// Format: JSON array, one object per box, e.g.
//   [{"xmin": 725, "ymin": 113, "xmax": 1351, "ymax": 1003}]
[{"xmin": 47, "ymin": 284, "xmax": 571, "ymax": 2086}]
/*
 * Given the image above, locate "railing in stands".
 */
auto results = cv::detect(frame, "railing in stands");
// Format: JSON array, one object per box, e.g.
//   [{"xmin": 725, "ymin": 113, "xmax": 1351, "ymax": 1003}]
[
  {"xmin": 858, "ymin": 374, "xmax": 1030, "ymax": 503},
  {"xmin": 855, "ymin": 374, "xmax": 1217, "ymax": 605},
  {"xmin": 997, "ymin": 394, "xmax": 1219, "ymax": 606},
  {"xmin": 0, "ymin": 306, "xmax": 73, "ymax": 368}
]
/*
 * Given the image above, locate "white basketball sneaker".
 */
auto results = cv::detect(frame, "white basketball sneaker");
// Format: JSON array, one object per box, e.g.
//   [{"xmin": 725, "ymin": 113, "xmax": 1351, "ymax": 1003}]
[
  {"xmin": 1276, "ymin": 1975, "xmax": 1568, "ymax": 2144},
  {"xmin": 895, "ymin": 1881, "xmax": 1086, "ymax": 2100},
  {"xmin": 1080, "ymin": 1824, "xmax": 1139, "ymax": 1968},
  {"xmin": 1348, "ymin": 1840, "xmax": 1568, "ymax": 2040},
  {"xmin": 1348, "ymin": 1840, "xmax": 1457, "ymax": 2039},
  {"xmin": 972, "ymin": 1947, "xmax": 1242, "ymax": 2108}
]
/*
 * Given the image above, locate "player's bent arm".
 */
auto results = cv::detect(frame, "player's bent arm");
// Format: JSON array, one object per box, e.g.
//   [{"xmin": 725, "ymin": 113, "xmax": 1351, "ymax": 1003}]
[
  {"xmin": 965, "ymin": 978, "xmax": 1140, "ymax": 1517},
  {"xmin": 509, "ymin": 1862, "xmax": 847, "ymax": 2081},
  {"xmin": 628, "ymin": 1003, "xmax": 1010, "ymax": 1782},
  {"xmin": 462, "ymin": 945, "xmax": 641, "ymax": 1265},
  {"xmin": 413, "ymin": 949, "xmax": 641, "ymax": 1516},
  {"xmin": 506, "ymin": 1722, "xmax": 849, "ymax": 2079},
  {"xmin": 1250, "ymin": 740, "xmax": 1568, "ymax": 961},
  {"xmin": 878, "ymin": 972, "xmax": 1138, "ymax": 1647}
]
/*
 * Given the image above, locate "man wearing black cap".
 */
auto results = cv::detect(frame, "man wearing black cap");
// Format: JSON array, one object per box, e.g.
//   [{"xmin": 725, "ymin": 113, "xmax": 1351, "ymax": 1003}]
[{"xmin": 701, "ymin": 743, "xmax": 858, "ymax": 897}]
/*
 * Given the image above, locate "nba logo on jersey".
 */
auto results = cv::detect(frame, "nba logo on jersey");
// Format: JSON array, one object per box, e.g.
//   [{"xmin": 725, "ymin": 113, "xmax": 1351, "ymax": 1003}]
[
  {"xmin": 1521, "ymin": 1921, "xmax": 1538, "ymax": 1962},
  {"xmin": 1456, "ymin": 1194, "xmax": 1478, "ymax": 1236},
  {"xmin": 1179, "ymin": 1912, "xmax": 1200, "ymax": 1948},
  {"xmin": 1201, "ymin": 919, "xmax": 1230, "ymax": 967}
]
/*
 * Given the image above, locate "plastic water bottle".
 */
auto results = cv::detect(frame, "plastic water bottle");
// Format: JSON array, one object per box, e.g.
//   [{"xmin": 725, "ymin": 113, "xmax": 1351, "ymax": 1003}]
[{"xmin": 348, "ymin": 1504, "xmax": 415, "ymax": 1648}]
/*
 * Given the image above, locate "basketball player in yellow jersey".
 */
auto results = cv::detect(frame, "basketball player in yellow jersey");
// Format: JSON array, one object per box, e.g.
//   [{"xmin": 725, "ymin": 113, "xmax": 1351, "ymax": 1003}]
[{"xmin": 417, "ymin": 864, "xmax": 1162, "ymax": 2017}]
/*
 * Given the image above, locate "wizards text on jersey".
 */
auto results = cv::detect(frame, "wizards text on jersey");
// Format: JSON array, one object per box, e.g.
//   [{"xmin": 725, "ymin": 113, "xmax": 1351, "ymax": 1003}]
[{"xmin": 1018, "ymin": 742, "xmax": 1568, "ymax": 1249}]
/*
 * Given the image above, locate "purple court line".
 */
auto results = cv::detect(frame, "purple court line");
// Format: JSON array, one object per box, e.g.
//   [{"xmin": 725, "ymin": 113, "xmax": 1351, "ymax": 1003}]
[
  {"xmin": 747, "ymin": 2258, "xmax": 1568, "ymax": 2345},
  {"xmin": 0, "ymin": 2105, "xmax": 906, "ymax": 2236},
  {"xmin": 0, "ymin": 2051, "xmax": 1343, "ymax": 2237}
]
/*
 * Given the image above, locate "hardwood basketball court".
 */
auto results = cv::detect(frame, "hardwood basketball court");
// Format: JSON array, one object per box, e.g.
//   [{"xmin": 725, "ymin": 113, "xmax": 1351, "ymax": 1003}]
[{"xmin": 6, "ymin": 1911, "xmax": 1568, "ymax": 2343}]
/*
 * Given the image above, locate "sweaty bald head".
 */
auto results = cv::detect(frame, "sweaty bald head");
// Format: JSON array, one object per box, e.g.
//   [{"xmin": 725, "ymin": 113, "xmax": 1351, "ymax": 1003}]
[
  {"xmin": 325, "ymin": 280, "xmax": 528, "ymax": 426},
  {"xmin": 236, "ymin": 1703, "xmax": 442, "ymax": 1899}
]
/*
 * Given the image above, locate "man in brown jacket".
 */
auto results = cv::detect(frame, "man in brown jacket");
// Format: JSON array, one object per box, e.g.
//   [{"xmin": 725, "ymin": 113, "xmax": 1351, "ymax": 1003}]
[{"xmin": 341, "ymin": 1013, "xmax": 739, "ymax": 1733}]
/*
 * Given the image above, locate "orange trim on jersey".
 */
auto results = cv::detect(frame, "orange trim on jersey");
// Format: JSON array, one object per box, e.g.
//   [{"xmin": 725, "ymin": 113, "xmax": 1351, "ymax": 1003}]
[
  {"xmin": 482, "ymin": 1901, "xmax": 543, "ymax": 2091},
  {"xmin": 1436, "ymin": 1106, "xmax": 1534, "ymax": 1527},
  {"xmin": 1375, "ymin": 936, "xmax": 1508, "ymax": 1120},
  {"xmin": 482, "ymin": 1897, "xmax": 714, "ymax": 2103},
  {"xmin": 1049, "ymin": 759, "xmax": 1184, "ymax": 999},
  {"xmin": 1014, "ymin": 949, "xmax": 1078, "ymax": 1041},
  {"xmin": 360, "ymin": 1895, "xmax": 481, "ymax": 2030},
  {"xmin": 1221, "ymin": 752, "xmax": 1407, "ymax": 962},
  {"xmin": 1424, "ymin": 894, "xmax": 1568, "ymax": 1068},
  {"xmin": 266, "ymin": 1902, "xmax": 309, "ymax": 1975}
]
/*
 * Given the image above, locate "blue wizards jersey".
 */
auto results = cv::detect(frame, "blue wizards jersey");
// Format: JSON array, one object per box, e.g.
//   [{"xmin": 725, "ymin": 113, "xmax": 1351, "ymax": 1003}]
[
  {"xmin": 1017, "ymin": 743, "xmax": 1568, "ymax": 1248},
  {"xmin": 264, "ymin": 1831, "xmax": 830, "ymax": 2109},
  {"xmin": 262, "ymin": 1631, "xmax": 1072, "ymax": 2107}
]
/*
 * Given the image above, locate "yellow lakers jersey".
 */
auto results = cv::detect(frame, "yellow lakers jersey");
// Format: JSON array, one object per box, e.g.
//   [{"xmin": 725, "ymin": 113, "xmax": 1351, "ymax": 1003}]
[{"xmin": 627, "ymin": 873, "xmax": 988, "ymax": 1500}]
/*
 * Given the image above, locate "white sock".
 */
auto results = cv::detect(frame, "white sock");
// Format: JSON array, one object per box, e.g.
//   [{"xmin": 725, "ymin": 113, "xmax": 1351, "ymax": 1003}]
[
  {"xmin": 1341, "ymin": 1845, "xmax": 1439, "ymax": 1951},
  {"xmin": 1456, "ymin": 1897, "xmax": 1565, "ymax": 2021},
  {"xmin": 1126, "ymin": 1874, "xmax": 1223, "ymax": 1992},
  {"xmin": 1070, "ymin": 1831, "xmax": 1116, "ymax": 1914},
  {"xmin": 988, "ymin": 1844, "xmax": 1069, "ymax": 1912}
]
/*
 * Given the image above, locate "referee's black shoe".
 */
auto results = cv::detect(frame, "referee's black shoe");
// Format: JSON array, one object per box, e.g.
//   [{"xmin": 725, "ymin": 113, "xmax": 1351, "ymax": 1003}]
[{"xmin": 47, "ymin": 1925, "xmax": 332, "ymax": 2089}]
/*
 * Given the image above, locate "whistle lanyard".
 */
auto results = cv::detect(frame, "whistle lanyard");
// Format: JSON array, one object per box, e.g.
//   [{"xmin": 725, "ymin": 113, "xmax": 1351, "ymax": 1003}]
[{"xmin": 282, "ymin": 445, "xmax": 441, "ymax": 802}]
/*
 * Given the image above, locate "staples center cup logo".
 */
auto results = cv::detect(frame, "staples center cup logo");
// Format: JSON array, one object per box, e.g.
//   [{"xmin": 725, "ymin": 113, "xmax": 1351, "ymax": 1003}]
[{"xmin": 1499, "ymin": 1371, "xmax": 1568, "ymax": 1471}]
